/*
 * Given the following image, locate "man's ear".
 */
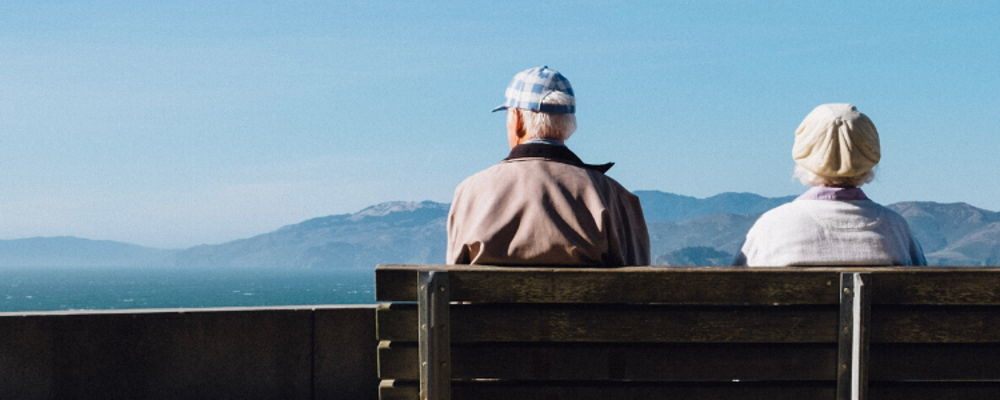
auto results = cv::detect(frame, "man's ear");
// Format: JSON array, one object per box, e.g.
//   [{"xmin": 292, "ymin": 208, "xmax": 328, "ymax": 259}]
[{"xmin": 510, "ymin": 109, "xmax": 526, "ymax": 139}]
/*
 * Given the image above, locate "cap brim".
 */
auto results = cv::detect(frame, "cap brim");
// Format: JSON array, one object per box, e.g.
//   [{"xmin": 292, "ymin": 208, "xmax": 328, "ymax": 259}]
[{"xmin": 491, "ymin": 105, "xmax": 507, "ymax": 113}]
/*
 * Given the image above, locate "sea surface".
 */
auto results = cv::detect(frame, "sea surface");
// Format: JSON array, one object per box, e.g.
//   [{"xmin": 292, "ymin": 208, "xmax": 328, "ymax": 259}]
[{"xmin": 0, "ymin": 266, "xmax": 374, "ymax": 312}]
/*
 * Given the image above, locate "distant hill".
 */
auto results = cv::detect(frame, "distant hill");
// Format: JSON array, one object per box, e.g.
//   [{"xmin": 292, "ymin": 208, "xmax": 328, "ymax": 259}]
[
  {"xmin": 888, "ymin": 202, "xmax": 1000, "ymax": 266},
  {"xmin": 1, "ymin": 192, "xmax": 997, "ymax": 268},
  {"xmin": 171, "ymin": 201, "xmax": 448, "ymax": 269},
  {"xmin": 0, "ymin": 237, "xmax": 170, "ymax": 267},
  {"xmin": 635, "ymin": 191, "xmax": 795, "ymax": 222},
  {"xmin": 637, "ymin": 191, "xmax": 794, "ymax": 265},
  {"xmin": 648, "ymin": 212, "xmax": 759, "ymax": 254},
  {"xmin": 656, "ymin": 246, "xmax": 734, "ymax": 266}
]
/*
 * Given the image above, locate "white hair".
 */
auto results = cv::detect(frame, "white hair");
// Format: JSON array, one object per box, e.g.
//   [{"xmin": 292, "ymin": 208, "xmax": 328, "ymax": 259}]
[
  {"xmin": 793, "ymin": 164, "xmax": 875, "ymax": 187},
  {"xmin": 507, "ymin": 91, "xmax": 577, "ymax": 141}
]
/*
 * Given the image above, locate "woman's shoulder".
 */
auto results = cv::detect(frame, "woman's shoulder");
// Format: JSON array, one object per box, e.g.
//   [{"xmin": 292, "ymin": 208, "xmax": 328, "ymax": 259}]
[
  {"xmin": 756, "ymin": 201, "xmax": 813, "ymax": 222},
  {"xmin": 747, "ymin": 201, "xmax": 817, "ymax": 235}
]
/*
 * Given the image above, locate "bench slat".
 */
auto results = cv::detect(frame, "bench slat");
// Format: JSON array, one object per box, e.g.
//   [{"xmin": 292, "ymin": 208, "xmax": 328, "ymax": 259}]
[
  {"xmin": 872, "ymin": 306, "xmax": 1000, "ymax": 343},
  {"xmin": 379, "ymin": 380, "xmax": 837, "ymax": 400},
  {"xmin": 379, "ymin": 341, "xmax": 837, "ymax": 381},
  {"xmin": 380, "ymin": 342, "xmax": 1000, "ymax": 383},
  {"xmin": 869, "ymin": 382, "xmax": 1000, "ymax": 400},
  {"xmin": 382, "ymin": 380, "xmax": 1000, "ymax": 400},
  {"xmin": 870, "ymin": 343, "xmax": 1000, "ymax": 381},
  {"xmin": 377, "ymin": 266, "xmax": 841, "ymax": 304},
  {"xmin": 377, "ymin": 304, "xmax": 838, "ymax": 343},
  {"xmin": 871, "ymin": 271, "xmax": 1000, "ymax": 305},
  {"xmin": 379, "ymin": 266, "xmax": 1000, "ymax": 305}
]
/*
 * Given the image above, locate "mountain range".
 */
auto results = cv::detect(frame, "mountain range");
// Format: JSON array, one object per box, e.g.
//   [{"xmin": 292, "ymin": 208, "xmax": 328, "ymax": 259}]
[{"xmin": 2, "ymin": 191, "xmax": 998, "ymax": 267}]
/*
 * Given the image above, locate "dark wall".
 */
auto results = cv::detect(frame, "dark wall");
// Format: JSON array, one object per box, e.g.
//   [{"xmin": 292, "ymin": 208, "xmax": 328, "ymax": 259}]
[{"xmin": 0, "ymin": 306, "xmax": 376, "ymax": 400}]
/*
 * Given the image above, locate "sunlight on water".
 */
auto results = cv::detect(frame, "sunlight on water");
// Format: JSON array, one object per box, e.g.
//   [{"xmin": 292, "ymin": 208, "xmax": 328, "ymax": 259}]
[{"xmin": 0, "ymin": 267, "xmax": 375, "ymax": 312}]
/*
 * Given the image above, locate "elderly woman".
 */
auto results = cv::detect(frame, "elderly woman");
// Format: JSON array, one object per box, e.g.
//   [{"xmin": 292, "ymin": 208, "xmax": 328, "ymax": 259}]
[{"xmin": 735, "ymin": 104, "xmax": 926, "ymax": 266}]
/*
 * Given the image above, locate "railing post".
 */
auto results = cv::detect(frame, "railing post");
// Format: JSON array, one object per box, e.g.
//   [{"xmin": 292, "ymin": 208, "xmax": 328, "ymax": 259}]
[
  {"xmin": 418, "ymin": 271, "xmax": 451, "ymax": 400},
  {"xmin": 837, "ymin": 272, "xmax": 870, "ymax": 400}
]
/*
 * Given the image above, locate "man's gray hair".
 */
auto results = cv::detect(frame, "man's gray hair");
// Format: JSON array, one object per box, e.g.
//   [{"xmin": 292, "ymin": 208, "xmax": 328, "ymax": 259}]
[
  {"xmin": 793, "ymin": 165, "xmax": 875, "ymax": 187},
  {"xmin": 508, "ymin": 91, "xmax": 577, "ymax": 141}
]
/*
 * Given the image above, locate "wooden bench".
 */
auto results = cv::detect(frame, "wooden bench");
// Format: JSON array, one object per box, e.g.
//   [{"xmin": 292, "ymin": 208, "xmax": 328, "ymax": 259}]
[{"xmin": 375, "ymin": 265, "xmax": 1000, "ymax": 400}]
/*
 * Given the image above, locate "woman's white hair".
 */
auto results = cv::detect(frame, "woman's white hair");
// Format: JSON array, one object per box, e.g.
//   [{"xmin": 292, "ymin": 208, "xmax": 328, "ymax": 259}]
[
  {"xmin": 793, "ymin": 165, "xmax": 875, "ymax": 187},
  {"xmin": 507, "ymin": 91, "xmax": 577, "ymax": 141}
]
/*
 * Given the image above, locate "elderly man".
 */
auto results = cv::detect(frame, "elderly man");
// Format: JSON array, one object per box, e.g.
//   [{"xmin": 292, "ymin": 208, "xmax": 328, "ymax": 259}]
[{"xmin": 447, "ymin": 66, "xmax": 650, "ymax": 266}]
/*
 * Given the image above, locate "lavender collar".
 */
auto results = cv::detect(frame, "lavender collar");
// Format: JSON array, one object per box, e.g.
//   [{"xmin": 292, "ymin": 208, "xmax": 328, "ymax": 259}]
[{"xmin": 797, "ymin": 186, "xmax": 869, "ymax": 201}]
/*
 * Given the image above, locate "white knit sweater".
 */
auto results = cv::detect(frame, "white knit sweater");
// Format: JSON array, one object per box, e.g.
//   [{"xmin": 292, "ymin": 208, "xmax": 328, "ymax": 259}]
[{"xmin": 735, "ymin": 199, "xmax": 926, "ymax": 266}]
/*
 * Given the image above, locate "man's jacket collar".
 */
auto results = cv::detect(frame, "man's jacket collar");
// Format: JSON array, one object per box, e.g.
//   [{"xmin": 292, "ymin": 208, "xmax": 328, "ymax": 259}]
[{"xmin": 504, "ymin": 143, "xmax": 614, "ymax": 174}]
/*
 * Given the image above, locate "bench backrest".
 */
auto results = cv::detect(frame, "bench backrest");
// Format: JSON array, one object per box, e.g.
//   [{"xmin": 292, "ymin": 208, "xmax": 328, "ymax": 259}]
[{"xmin": 375, "ymin": 265, "xmax": 1000, "ymax": 400}]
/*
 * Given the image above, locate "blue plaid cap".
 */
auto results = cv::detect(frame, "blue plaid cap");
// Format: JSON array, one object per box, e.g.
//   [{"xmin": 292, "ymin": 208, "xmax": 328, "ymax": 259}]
[{"xmin": 491, "ymin": 66, "xmax": 575, "ymax": 114}]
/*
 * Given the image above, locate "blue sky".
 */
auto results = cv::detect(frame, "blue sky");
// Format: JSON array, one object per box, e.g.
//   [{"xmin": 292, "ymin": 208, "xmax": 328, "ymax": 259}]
[{"xmin": 1, "ymin": 1, "xmax": 998, "ymax": 248}]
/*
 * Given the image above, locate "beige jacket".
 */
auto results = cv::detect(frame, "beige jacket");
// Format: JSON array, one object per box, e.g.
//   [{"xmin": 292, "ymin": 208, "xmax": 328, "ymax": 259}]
[{"xmin": 447, "ymin": 144, "xmax": 650, "ymax": 266}]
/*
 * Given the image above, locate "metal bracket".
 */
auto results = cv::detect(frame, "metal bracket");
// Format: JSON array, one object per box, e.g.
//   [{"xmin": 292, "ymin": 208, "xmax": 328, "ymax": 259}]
[
  {"xmin": 419, "ymin": 271, "xmax": 451, "ymax": 400},
  {"xmin": 837, "ymin": 272, "xmax": 870, "ymax": 400}
]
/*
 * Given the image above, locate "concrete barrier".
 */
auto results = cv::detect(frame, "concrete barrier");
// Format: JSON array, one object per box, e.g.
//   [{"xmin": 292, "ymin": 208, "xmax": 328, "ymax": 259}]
[{"xmin": 0, "ymin": 305, "xmax": 376, "ymax": 400}]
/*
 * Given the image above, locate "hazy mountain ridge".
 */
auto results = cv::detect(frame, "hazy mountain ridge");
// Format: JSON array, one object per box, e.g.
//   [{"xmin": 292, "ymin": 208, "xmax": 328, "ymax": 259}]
[
  {"xmin": 1, "ymin": 192, "xmax": 997, "ymax": 267},
  {"xmin": 887, "ymin": 202, "xmax": 1000, "ymax": 265},
  {"xmin": 0, "ymin": 236, "xmax": 171, "ymax": 267},
  {"xmin": 635, "ymin": 191, "xmax": 796, "ymax": 222},
  {"xmin": 648, "ymin": 212, "xmax": 759, "ymax": 258},
  {"xmin": 172, "ymin": 201, "xmax": 449, "ymax": 269}
]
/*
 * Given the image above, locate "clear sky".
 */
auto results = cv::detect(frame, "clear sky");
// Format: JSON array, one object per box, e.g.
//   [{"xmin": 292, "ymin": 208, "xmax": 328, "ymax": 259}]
[{"xmin": 2, "ymin": 1, "xmax": 998, "ymax": 248}]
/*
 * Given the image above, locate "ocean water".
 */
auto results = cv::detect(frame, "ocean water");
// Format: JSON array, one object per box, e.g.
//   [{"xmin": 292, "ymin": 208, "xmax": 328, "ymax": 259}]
[{"xmin": 0, "ymin": 267, "xmax": 375, "ymax": 312}]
